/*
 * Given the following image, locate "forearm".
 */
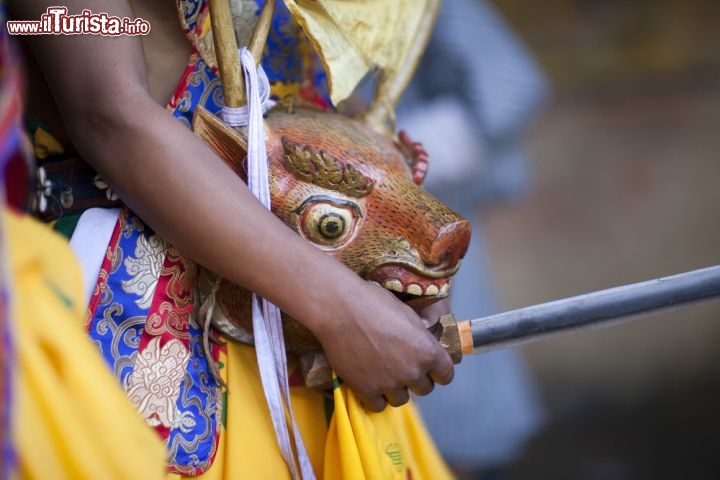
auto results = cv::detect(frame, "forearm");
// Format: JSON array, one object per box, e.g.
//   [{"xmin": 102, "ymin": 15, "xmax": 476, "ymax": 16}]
[{"xmin": 67, "ymin": 96, "xmax": 361, "ymax": 333}]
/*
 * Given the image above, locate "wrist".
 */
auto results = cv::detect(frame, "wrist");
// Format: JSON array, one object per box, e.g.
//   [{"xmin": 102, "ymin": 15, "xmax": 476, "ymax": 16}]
[{"xmin": 283, "ymin": 254, "xmax": 371, "ymax": 340}]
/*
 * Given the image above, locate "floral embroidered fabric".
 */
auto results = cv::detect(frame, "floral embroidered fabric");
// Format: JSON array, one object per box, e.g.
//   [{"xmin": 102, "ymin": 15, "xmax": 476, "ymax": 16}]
[{"xmin": 83, "ymin": 0, "xmax": 331, "ymax": 474}]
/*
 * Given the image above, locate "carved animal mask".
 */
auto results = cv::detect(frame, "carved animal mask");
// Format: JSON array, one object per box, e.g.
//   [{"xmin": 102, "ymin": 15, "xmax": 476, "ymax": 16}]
[{"xmin": 193, "ymin": 105, "xmax": 471, "ymax": 352}]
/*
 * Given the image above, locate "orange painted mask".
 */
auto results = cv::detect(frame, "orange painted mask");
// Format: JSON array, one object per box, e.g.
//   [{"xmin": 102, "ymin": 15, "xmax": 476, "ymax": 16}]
[{"xmin": 193, "ymin": 104, "xmax": 471, "ymax": 353}]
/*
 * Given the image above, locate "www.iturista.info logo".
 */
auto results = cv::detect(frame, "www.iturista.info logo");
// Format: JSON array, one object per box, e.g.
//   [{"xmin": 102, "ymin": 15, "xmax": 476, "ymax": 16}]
[{"xmin": 7, "ymin": 7, "xmax": 151, "ymax": 36}]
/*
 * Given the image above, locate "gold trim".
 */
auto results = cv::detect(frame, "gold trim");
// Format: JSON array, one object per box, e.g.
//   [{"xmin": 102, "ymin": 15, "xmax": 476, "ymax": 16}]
[
  {"xmin": 362, "ymin": 257, "xmax": 462, "ymax": 280},
  {"xmin": 281, "ymin": 137, "xmax": 375, "ymax": 198}
]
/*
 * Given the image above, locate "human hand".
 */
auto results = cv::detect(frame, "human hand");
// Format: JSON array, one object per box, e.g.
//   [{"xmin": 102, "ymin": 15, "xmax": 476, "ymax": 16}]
[{"xmin": 311, "ymin": 280, "xmax": 454, "ymax": 412}]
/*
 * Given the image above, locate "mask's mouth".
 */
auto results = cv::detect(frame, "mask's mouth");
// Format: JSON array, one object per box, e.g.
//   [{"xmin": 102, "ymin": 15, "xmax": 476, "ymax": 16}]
[{"xmin": 366, "ymin": 264, "xmax": 451, "ymax": 309}]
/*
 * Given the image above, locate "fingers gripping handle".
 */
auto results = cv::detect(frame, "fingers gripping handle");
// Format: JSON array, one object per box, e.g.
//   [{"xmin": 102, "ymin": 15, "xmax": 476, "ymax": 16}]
[{"xmin": 299, "ymin": 314, "xmax": 467, "ymax": 389}]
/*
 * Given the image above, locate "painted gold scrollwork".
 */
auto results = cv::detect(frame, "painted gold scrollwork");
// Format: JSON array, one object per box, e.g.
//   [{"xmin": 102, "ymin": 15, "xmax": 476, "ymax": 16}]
[{"xmin": 281, "ymin": 136, "xmax": 375, "ymax": 198}]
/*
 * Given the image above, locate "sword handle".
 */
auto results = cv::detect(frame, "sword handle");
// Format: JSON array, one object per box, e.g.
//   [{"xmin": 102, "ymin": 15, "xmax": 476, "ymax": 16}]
[{"xmin": 428, "ymin": 313, "xmax": 470, "ymax": 363}]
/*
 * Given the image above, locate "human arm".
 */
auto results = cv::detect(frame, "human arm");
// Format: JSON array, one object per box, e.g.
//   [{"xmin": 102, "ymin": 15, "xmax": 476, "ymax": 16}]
[{"xmin": 11, "ymin": 0, "xmax": 453, "ymax": 411}]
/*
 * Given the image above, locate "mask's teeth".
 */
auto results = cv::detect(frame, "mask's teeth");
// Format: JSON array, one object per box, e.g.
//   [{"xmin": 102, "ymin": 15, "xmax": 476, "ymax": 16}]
[
  {"xmin": 406, "ymin": 283, "xmax": 423, "ymax": 296},
  {"xmin": 383, "ymin": 278, "xmax": 404, "ymax": 293},
  {"xmin": 425, "ymin": 284, "xmax": 439, "ymax": 296}
]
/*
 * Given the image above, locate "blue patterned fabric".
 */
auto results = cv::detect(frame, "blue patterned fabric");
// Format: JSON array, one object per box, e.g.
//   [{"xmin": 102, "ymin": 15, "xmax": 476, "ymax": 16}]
[
  {"xmin": 172, "ymin": 57, "xmax": 223, "ymax": 127},
  {"xmin": 86, "ymin": 210, "xmax": 221, "ymax": 474}
]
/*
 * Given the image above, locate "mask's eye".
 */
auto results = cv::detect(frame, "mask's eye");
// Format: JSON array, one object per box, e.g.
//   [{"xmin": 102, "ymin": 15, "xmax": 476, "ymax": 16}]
[
  {"xmin": 295, "ymin": 196, "xmax": 361, "ymax": 248},
  {"xmin": 317, "ymin": 211, "xmax": 346, "ymax": 239}
]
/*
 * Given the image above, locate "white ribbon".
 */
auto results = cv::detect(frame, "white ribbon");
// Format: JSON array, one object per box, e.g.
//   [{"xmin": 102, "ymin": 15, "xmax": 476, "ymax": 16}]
[
  {"xmin": 225, "ymin": 47, "xmax": 315, "ymax": 480},
  {"xmin": 221, "ymin": 53, "xmax": 275, "ymax": 126}
]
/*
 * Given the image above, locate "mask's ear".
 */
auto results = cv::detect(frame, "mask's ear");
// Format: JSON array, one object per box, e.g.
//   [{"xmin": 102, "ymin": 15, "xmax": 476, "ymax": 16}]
[{"xmin": 192, "ymin": 106, "xmax": 248, "ymax": 182}]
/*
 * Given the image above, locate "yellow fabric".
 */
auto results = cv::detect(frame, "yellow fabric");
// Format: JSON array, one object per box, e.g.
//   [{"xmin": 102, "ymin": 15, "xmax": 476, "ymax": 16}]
[
  {"xmin": 325, "ymin": 384, "xmax": 454, "ymax": 480},
  {"xmin": 6, "ymin": 210, "xmax": 167, "ymax": 480},
  {"xmin": 32, "ymin": 126, "xmax": 64, "ymax": 160},
  {"xmin": 281, "ymin": 0, "xmax": 431, "ymax": 105},
  {"xmin": 168, "ymin": 342, "xmax": 453, "ymax": 479},
  {"xmin": 167, "ymin": 343, "xmax": 327, "ymax": 479}
]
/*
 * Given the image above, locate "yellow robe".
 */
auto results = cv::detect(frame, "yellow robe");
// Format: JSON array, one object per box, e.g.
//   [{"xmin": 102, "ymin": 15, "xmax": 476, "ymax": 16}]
[
  {"xmin": 6, "ymin": 210, "xmax": 167, "ymax": 479},
  {"xmin": 166, "ymin": 343, "xmax": 454, "ymax": 480}
]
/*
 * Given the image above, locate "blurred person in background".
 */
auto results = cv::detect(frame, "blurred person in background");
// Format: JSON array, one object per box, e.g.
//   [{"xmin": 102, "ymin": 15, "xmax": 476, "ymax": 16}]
[{"xmin": 398, "ymin": 0, "xmax": 548, "ymax": 478}]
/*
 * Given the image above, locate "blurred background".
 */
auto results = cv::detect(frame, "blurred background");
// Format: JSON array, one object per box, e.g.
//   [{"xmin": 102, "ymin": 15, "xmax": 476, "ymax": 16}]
[{"xmin": 479, "ymin": 0, "xmax": 720, "ymax": 478}]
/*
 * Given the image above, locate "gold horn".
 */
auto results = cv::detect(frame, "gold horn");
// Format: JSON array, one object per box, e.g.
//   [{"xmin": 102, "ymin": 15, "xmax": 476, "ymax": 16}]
[
  {"xmin": 248, "ymin": 1, "xmax": 275, "ymax": 65},
  {"xmin": 209, "ymin": 0, "xmax": 243, "ymax": 107},
  {"xmin": 209, "ymin": 0, "xmax": 275, "ymax": 107},
  {"xmin": 361, "ymin": 0, "xmax": 442, "ymax": 134}
]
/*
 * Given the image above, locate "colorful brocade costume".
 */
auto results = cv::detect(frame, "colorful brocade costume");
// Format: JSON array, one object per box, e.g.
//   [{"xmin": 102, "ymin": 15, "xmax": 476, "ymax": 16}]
[{"xmin": 28, "ymin": 1, "xmax": 454, "ymax": 478}]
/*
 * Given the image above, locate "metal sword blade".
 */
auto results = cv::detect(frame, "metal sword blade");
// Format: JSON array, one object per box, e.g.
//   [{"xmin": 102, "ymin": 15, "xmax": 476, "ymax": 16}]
[{"xmin": 460, "ymin": 265, "xmax": 720, "ymax": 354}]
